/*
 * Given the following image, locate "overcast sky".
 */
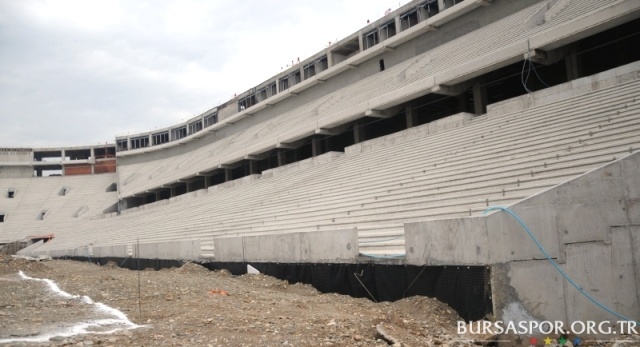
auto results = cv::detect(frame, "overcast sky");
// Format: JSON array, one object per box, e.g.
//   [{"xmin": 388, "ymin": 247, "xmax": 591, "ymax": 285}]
[{"xmin": 0, "ymin": 0, "xmax": 399, "ymax": 148}]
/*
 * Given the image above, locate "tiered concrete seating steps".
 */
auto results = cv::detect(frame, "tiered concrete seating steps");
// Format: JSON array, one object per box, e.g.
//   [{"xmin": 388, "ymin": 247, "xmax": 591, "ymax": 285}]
[
  {"xmin": 118, "ymin": 0, "xmax": 570, "ymax": 197},
  {"xmin": 0, "ymin": 174, "xmax": 118, "ymax": 243},
  {"xmin": 32, "ymin": 74, "xmax": 640, "ymax": 258}
]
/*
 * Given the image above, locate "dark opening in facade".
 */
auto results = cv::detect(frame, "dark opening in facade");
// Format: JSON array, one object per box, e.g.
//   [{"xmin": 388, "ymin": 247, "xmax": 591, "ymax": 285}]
[
  {"xmin": 379, "ymin": 59, "xmax": 385, "ymax": 71},
  {"xmin": 0, "ymin": 214, "xmax": 5, "ymax": 222},
  {"xmin": 8, "ymin": 188, "xmax": 15, "ymax": 198},
  {"xmin": 36, "ymin": 210, "xmax": 47, "ymax": 220}
]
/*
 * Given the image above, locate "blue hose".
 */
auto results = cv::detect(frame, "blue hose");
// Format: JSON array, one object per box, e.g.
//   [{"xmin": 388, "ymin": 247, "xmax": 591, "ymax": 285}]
[{"xmin": 484, "ymin": 206, "xmax": 639, "ymax": 324}]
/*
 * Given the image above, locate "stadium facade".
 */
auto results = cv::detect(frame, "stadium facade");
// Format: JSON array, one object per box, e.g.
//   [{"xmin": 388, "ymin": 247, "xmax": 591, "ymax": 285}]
[{"xmin": 2, "ymin": 0, "xmax": 640, "ymax": 330}]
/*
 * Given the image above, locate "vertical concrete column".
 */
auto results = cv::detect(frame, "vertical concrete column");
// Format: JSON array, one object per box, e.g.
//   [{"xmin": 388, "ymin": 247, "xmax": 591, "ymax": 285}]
[
  {"xmin": 127, "ymin": 137, "xmax": 132, "ymax": 150},
  {"xmin": 565, "ymin": 51, "xmax": 581, "ymax": 81},
  {"xmin": 405, "ymin": 108, "xmax": 415, "ymax": 129},
  {"xmin": 155, "ymin": 191, "xmax": 161, "ymax": 201},
  {"xmin": 277, "ymin": 152, "xmax": 285, "ymax": 167},
  {"xmin": 395, "ymin": 15, "xmax": 402, "ymax": 33},
  {"xmin": 327, "ymin": 49, "xmax": 334, "ymax": 68},
  {"xmin": 225, "ymin": 169, "xmax": 232, "ymax": 182},
  {"xmin": 90, "ymin": 147, "xmax": 95, "ymax": 174},
  {"xmin": 60, "ymin": 149, "xmax": 66, "ymax": 176},
  {"xmin": 473, "ymin": 82, "xmax": 488, "ymax": 115},
  {"xmin": 354, "ymin": 123, "xmax": 365, "ymax": 144},
  {"xmin": 438, "ymin": 0, "xmax": 446, "ymax": 12},
  {"xmin": 204, "ymin": 176, "xmax": 211, "ymax": 188},
  {"xmin": 148, "ymin": 134, "xmax": 153, "ymax": 147},
  {"xmin": 170, "ymin": 187, "xmax": 178, "ymax": 197},
  {"xmin": 358, "ymin": 32, "xmax": 364, "ymax": 52},
  {"xmin": 249, "ymin": 160, "xmax": 257, "ymax": 175},
  {"xmin": 311, "ymin": 138, "xmax": 320, "ymax": 157},
  {"xmin": 186, "ymin": 182, "xmax": 192, "ymax": 193}
]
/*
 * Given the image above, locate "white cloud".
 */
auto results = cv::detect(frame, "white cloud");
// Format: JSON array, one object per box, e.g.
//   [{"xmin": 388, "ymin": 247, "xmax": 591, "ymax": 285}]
[{"xmin": 0, "ymin": 0, "xmax": 402, "ymax": 147}]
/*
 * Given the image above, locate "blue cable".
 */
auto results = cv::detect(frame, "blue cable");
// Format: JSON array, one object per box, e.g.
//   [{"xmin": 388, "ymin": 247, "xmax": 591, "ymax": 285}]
[{"xmin": 483, "ymin": 206, "xmax": 639, "ymax": 324}]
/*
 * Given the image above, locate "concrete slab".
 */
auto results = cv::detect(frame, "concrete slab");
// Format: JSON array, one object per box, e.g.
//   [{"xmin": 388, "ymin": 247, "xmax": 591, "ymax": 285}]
[
  {"xmin": 506, "ymin": 260, "xmax": 567, "ymax": 322},
  {"xmin": 242, "ymin": 233, "xmax": 302, "ymax": 263},
  {"xmin": 610, "ymin": 227, "xmax": 640, "ymax": 320},
  {"xmin": 487, "ymin": 205, "xmax": 560, "ymax": 263},
  {"xmin": 214, "ymin": 237, "xmax": 245, "ymax": 262},
  {"xmin": 137, "ymin": 240, "xmax": 200, "ymax": 260},
  {"xmin": 300, "ymin": 229, "xmax": 357, "ymax": 262},
  {"xmin": 556, "ymin": 203, "xmax": 627, "ymax": 244},
  {"xmin": 563, "ymin": 242, "xmax": 619, "ymax": 325},
  {"xmin": 405, "ymin": 217, "xmax": 489, "ymax": 265},
  {"xmin": 623, "ymin": 152, "xmax": 640, "ymax": 199}
]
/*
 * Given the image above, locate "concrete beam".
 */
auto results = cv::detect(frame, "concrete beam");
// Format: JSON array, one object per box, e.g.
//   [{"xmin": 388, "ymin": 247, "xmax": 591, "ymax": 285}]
[
  {"xmin": 365, "ymin": 109, "xmax": 392, "ymax": 119},
  {"xmin": 276, "ymin": 142, "xmax": 296, "ymax": 149},
  {"xmin": 432, "ymin": 84, "xmax": 466, "ymax": 96},
  {"xmin": 315, "ymin": 128, "xmax": 338, "ymax": 135}
]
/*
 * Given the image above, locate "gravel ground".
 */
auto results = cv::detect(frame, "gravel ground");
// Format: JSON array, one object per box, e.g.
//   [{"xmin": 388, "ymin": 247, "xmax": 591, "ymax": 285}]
[{"xmin": 0, "ymin": 256, "xmax": 638, "ymax": 347}]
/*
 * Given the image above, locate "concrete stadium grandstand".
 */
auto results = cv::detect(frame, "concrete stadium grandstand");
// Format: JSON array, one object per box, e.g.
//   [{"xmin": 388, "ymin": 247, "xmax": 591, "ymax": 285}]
[{"xmin": 2, "ymin": 0, "xmax": 640, "ymax": 329}]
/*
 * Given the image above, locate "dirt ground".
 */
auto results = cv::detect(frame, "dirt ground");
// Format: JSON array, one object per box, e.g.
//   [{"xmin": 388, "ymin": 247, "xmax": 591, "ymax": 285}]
[{"xmin": 0, "ymin": 256, "xmax": 638, "ymax": 347}]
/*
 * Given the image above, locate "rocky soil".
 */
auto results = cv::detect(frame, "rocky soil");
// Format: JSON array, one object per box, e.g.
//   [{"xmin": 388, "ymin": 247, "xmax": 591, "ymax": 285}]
[{"xmin": 0, "ymin": 256, "xmax": 638, "ymax": 347}]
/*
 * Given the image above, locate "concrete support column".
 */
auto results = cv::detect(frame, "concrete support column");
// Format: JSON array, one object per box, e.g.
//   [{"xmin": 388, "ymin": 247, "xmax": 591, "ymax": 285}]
[
  {"xmin": 358, "ymin": 32, "xmax": 364, "ymax": 52},
  {"xmin": 438, "ymin": 0, "xmax": 446, "ymax": 12},
  {"xmin": 395, "ymin": 15, "xmax": 402, "ymax": 33},
  {"xmin": 186, "ymin": 182, "xmax": 192, "ymax": 193},
  {"xmin": 60, "ymin": 149, "xmax": 66, "ymax": 176},
  {"xmin": 90, "ymin": 148, "xmax": 95, "ymax": 174},
  {"xmin": 311, "ymin": 138, "xmax": 320, "ymax": 157},
  {"xmin": 225, "ymin": 169, "xmax": 232, "ymax": 182},
  {"xmin": 565, "ymin": 51, "xmax": 581, "ymax": 81},
  {"xmin": 155, "ymin": 191, "xmax": 161, "ymax": 201},
  {"xmin": 170, "ymin": 187, "xmax": 177, "ymax": 197},
  {"xmin": 204, "ymin": 176, "xmax": 211, "ymax": 188},
  {"xmin": 473, "ymin": 82, "xmax": 488, "ymax": 115},
  {"xmin": 127, "ymin": 137, "xmax": 132, "ymax": 150},
  {"xmin": 327, "ymin": 50, "xmax": 334, "ymax": 68},
  {"xmin": 405, "ymin": 108, "xmax": 415, "ymax": 129},
  {"xmin": 149, "ymin": 134, "xmax": 153, "ymax": 147},
  {"xmin": 354, "ymin": 123, "xmax": 365, "ymax": 144},
  {"xmin": 277, "ymin": 152, "xmax": 286, "ymax": 167},
  {"xmin": 249, "ymin": 160, "xmax": 258, "ymax": 175}
]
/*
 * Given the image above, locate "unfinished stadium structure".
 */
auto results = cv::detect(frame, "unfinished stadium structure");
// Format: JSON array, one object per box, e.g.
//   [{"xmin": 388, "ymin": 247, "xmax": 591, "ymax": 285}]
[{"xmin": 2, "ymin": 0, "xmax": 640, "ymax": 333}]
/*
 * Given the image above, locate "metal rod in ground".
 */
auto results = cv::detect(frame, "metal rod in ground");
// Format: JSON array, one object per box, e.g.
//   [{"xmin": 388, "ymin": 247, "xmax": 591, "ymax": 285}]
[{"xmin": 137, "ymin": 238, "xmax": 142, "ymax": 318}]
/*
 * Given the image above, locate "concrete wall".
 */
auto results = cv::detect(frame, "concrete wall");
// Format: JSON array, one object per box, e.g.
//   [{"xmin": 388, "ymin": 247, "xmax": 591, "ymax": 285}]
[
  {"xmin": 137, "ymin": 240, "xmax": 200, "ymax": 260},
  {"xmin": 487, "ymin": 61, "xmax": 640, "ymax": 118},
  {"xmin": 262, "ymin": 151, "xmax": 343, "ymax": 178},
  {"xmin": 346, "ymin": 112, "xmax": 474, "ymax": 156},
  {"xmin": 405, "ymin": 151, "xmax": 640, "ymax": 327},
  {"xmin": 214, "ymin": 229, "xmax": 358, "ymax": 263}
]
